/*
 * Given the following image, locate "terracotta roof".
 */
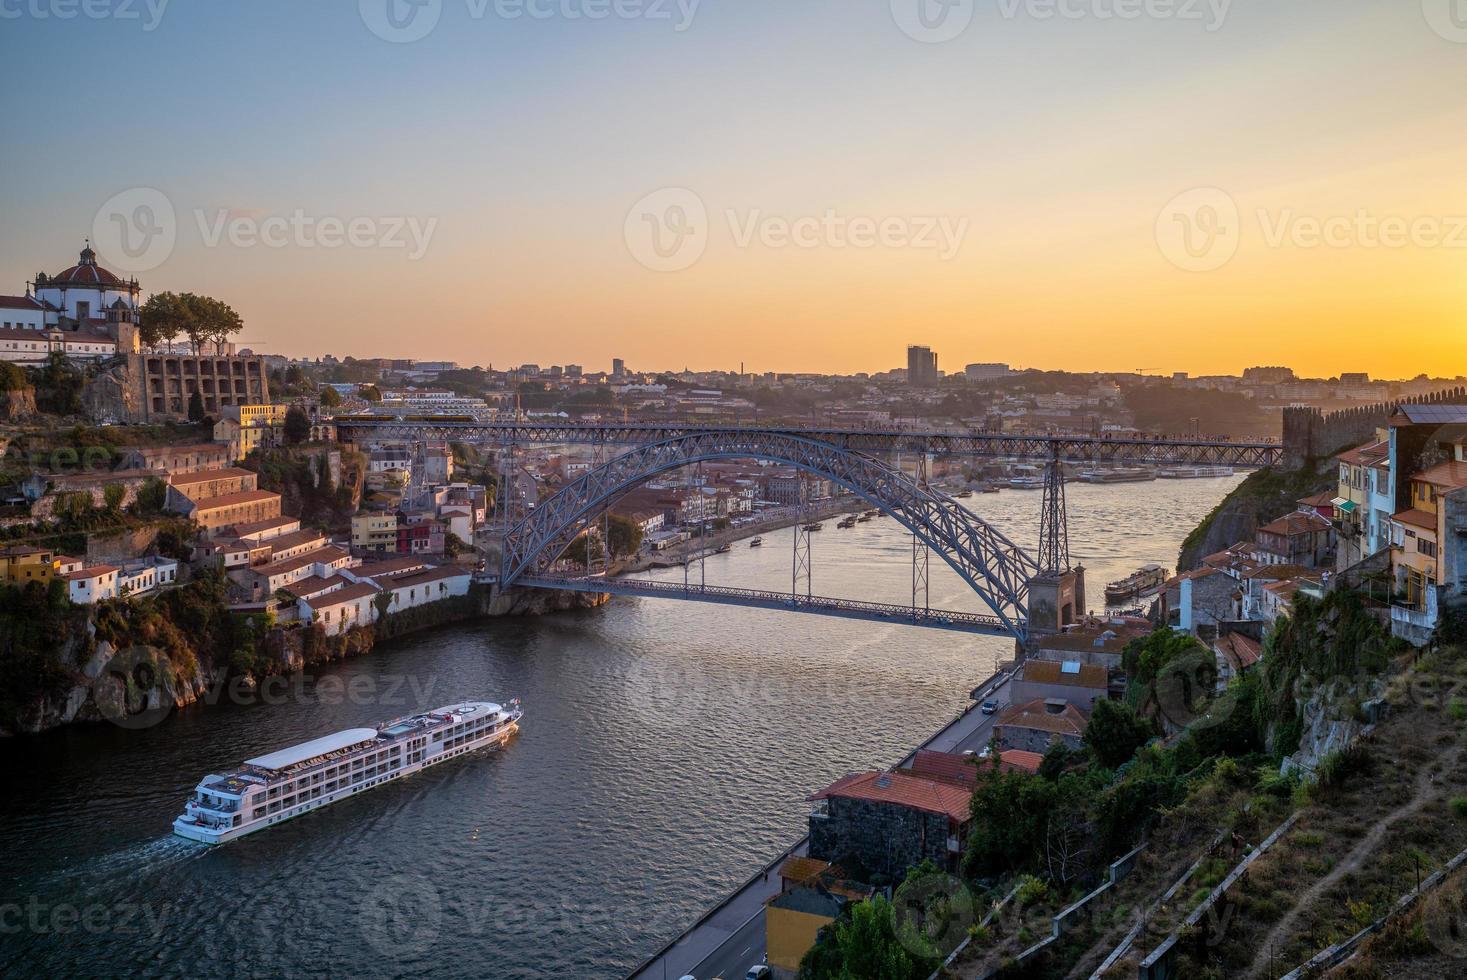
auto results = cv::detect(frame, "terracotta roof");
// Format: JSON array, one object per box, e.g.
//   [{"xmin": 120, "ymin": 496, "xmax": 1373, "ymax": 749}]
[
  {"xmin": 994, "ymin": 699, "xmax": 1089, "ymax": 737},
  {"xmin": 229, "ymin": 515, "xmax": 300, "ymax": 538},
  {"xmin": 0, "ymin": 295, "xmax": 46, "ymax": 311},
  {"xmin": 908, "ymin": 749, "xmax": 982, "ymax": 787},
  {"xmin": 281, "ymin": 575, "xmax": 343, "ymax": 599},
  {"xmin": 253, "ymin": 546, "xmax": 348, "ymax": 578},
  {"xmin": 1020, "ymin": 659, "xmax": 1108, "ymax": 690},
  {"xmin": 1297, "ymin": 491, "xmax": 1336, "ymax": 509},
  {"xmin": 1241, "ymin": 563, "xmax": 1315, "ymax": 581},
  {"xmin": 999, "ymin": 750, "xmax": 1044, "ymax": 774},
  {"xmin": 1393, "ymin": 508, "xmax": 1437, "ymax": 531},
  {"xmin": 809, "ymin": 770, "xmax": 972, "ymax": 822},
  {"xmin": 354, "ymin": 556, "xmax": 430, "ymax": 578},
  {"xmin": 1214, "ymin": 632, "xmax": 1262, "ymax": 671},
  {"xmin": 1412, "ymin": 459, "xmax": 1467, "ymax": 491},
  {"xmin": 1165, "ymin": 566, "xmax": 1224, "ymax": 589},
  {"xmin": 304, "ymin": 581, "xmax": 380, "ymax": 610},
  {"xmin": 778, "ymin": 856, "xmax": 832, "ymax": 885},
  {"xmin": 263, "ymin": 529, "xmax": 329, "ymax": 556},
  {"xmin": 63, "ymin": 565, "xmax": 118, "ymax": 581},
  {"xmin": 1257, "ymin": 510, "xmax": 1332, "ymax": 537},
  {"xmin": 379, "ymin": 565, "xmax": 470, "ymax": 589},
  {"xmin": 191, "ymin": 489, "xmax": 280, "ymax": 511},
  {"xmin": 1336, "ymin": 439, "xmax": 1389, "ymax": 467},
  {"xmin": 46, "ymin": 246, "xmax": 129, "ymax": 287},
  {"xmin": 168, "ymin": 467, "xmax": 257, "ymax": 486}
]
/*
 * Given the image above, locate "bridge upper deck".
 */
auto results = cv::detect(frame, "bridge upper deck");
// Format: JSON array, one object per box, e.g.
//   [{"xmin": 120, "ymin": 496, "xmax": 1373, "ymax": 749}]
[{"xmin": 333, "ymin": 417, "xmax": 1283, "ymax": 467}]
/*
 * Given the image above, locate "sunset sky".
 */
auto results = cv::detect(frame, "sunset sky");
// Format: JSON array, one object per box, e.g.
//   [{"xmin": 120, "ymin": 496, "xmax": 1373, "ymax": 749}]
[{"xmin": 4, "ymin": 0, "xmax": 1467, "ymax": 378}]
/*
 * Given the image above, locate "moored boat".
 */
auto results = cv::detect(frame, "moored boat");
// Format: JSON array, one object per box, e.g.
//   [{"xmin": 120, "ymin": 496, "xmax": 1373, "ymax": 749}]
[
  {"xmin": 1104, "ymin": 564, "xmax": 1169, "ymax": 604},
  {"xmin": 173, "ymin": 700, "xmax": 522, "ymax": 845},
  {"xmin": 749, "ymin": 536, "xmax": 763, "ymax": 548}
]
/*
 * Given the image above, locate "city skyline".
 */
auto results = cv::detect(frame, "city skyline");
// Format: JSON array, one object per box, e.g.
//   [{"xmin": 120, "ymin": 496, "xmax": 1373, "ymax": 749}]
[{"xmin": 5, "ymin": 2, "xmax": 1467, "ymax": 378}]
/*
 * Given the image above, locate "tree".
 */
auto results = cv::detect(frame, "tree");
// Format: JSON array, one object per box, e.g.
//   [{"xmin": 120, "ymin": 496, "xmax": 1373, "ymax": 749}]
[
  {"xmin": 1084, "ymin": 698, "xmax": 1157, "ymax": 770},
  {"xmin": 798, "ymin": 894, "xmax": 934, "ymax": 980},
  {"xmin": 133, "ymin": 477, "xmax": 168, "ymax": 515},
  {"xmin": 284, "ymin": 406, "xmax": 310, "ymax": 445},
  {"xmin": 187, "ymin": 388, "xmax": 206, "ymax": 423},
  {"xmin": 138, "ymin": 291, "xmax": 193, "ymax": 349},
  {"xmin": 102, "ymin": 482, "xmax": 126, "ymax": 513},
  {"xmin": 0, "ymin": 361, "xmax": 27, "ymax": 392},
  {"xmin": 319, "ymin": 386, "xmax": 342, "ymax": 409},
  {"xmin": 184, "ymin": 293, "xmax": 244, "ymax": 353},
  {"xmin": 359, "ymin": 385, "xmax": 382, "ymax": 403},
  {"xmin": 606, "ymin": 514, "xmax": 644, "ymax": 558}
]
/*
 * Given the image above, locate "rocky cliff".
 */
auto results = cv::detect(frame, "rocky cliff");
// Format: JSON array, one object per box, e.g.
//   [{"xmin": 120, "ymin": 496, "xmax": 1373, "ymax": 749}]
[
  {"xmin": 3, "ymin": 583, "xmax": 607, "ymax": 736},
  {"xmin": 1, "ymin": 386, "xmax": 37, "ymax": 422},
  {"xmin": 1177, "ymin": 465, "xmax": 1335, "ymax": 572}
]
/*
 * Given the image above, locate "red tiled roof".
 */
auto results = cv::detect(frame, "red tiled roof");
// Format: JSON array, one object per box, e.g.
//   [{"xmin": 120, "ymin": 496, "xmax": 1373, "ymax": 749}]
[
  {"xmin": 1336, "ymin": 439, "xmax": 1389, "ymax": 467},
  {"xmin": 1020, "ymin": 659, "xmax": 1108, "ymax": 690},
  {"xmin": 1412, "ymin": 459, "xmax": 1467, "ymax": 492},
  {"xmin": 994, "ymin": 699, "xmax": 1089, "ymax": 737},
  {"xmin": 63, "ymin": 565, "xmax": 118, "ymax": 581},
  {"xmin": 908, "ymin": 750, "xmax": 981, "ymax": 787},
  {"xmin": 168, "ymin": 466, "xmax": 257, "ymax": 486},
  {"xmin": 304, "ymin": 581, "xmax": 380, "ymax": 610},
  {"xmin": 1257, "ymin": 510, "xmax": 1332, "ymax": 537},
  {"xmin": 810, "ymin": 770, "xmax": 972, "ymax": 822},
  {"xmin": 999, "ymin": 750, "xmax": 1044, "ymax": 774},
  {"xmin": 1214, "ymin": 632, "xmax": 1262, "ymax": 671},
  {"xmin": 0, "ymin": 295, "xmax": 45, "ymax": 310},
  {"xmin": 191, "ymin": 489, "xmax": 280, "ymax": 511},
  {"xmin": 1393, "ymin": 508, "xmax": 1437, "ymax": 531}
]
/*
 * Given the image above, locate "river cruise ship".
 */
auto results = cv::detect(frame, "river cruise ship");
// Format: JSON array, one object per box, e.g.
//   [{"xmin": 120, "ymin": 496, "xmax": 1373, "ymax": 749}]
[
  {"xmin": 173, "ymin": 700, "xmax": 522, "ymax": 845},
  {"xmin": 1104, "ymin": 564, "xmax": 1169, "ymax": 604}
]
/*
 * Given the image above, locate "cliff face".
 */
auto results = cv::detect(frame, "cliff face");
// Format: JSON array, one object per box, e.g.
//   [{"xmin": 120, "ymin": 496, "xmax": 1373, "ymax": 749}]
[
  {"xmin": 11, "ymin": 633, "xmax": 224, "ymax": 735},
  {"xmin": 1, "ymin": 386, "xmax": 37, "ymax": 422},
  {"xmin": 3, "ymin": 584, "xmax": 607, "ymax": 736},
  {"xmin": 1177, "ymin": 466, "xmax": 1335, "ymax": 572}
]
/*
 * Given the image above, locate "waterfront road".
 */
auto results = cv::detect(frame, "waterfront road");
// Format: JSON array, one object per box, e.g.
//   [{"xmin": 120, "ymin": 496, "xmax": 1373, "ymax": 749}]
[{"xmin": 626, "ymin": 669, "xmax": 1014, "ymax": 980}]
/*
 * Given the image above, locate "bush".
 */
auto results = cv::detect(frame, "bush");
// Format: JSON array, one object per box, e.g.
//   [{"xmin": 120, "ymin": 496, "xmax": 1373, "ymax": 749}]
[{"xmin": 1451, "ymin": 797, "xmax": 1467, "ymax": 820}]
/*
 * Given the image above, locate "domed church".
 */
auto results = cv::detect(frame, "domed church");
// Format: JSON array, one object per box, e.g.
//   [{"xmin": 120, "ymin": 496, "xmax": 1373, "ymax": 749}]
[{"xmin": 0, "ymin": 243, "xmax": 142, "ymax": 363}]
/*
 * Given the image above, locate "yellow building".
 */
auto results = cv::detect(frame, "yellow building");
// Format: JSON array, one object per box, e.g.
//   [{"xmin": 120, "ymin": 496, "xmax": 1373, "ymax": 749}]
[
  {"xmin": 214, "ymin": 404, "xmax": 289, "ymax": 462},
  {"xmin": 352, "ymin": 513, "xmax": 399, "ymax": 553},
  {"xmin": 764, "ymin": 857, "xmax": 872, "ymax": 977},
  {"xmin": 0, "ymin": 546, "xmax": 55, "ymax": 585},
  {"xmin": 1392, "ymin": 457, "xmax": 1467, "ymax": 604}
]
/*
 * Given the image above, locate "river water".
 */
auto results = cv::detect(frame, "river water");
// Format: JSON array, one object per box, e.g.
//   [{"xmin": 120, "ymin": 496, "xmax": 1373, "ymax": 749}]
[{"xmin": 0, "ymin": 476, "xmax": 1241, "ymax": 979}]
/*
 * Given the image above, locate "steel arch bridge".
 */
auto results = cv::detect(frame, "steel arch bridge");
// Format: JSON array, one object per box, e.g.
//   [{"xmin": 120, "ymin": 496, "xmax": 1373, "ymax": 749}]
[{"xmin": 498, "ymin": 430, "xmax": 1041, "ymax": 640}]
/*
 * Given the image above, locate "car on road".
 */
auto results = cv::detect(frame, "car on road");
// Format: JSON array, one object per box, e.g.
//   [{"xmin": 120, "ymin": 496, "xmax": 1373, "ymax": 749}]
[
  {"xmin": 745, "ymin": 967, "xmax": 772, "ymax": 980},
  {"xmin": 980, "ymin": 699, "xmax": 999, "ymax": 715}
]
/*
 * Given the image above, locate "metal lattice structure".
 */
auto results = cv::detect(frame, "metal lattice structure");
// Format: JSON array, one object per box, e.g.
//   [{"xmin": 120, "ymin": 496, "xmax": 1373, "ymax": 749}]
[
  {"xmin": 499, "ymin": 431, "xmax": 1040, "ymax": 639},
  {"xmin": 337, "ymin": 418, "xmax": 1284, "ymax": 468},
  {"xmin": 1037, "ymin": 450, "xmax": 1070, "ymax": 576}
]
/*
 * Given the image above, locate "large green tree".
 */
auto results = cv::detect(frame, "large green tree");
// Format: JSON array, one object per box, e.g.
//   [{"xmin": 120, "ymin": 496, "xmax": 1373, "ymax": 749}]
[
  {"xmin": 284, "ymin": 406, "xmax": 311, "ymax": 445},
  {"xmin": 1084, "ymin": 698, "xmax": 1157, "ymax": 770},
  {"xmin": 139, "ymin": 292, "xmax": 244, "ymax": 352}
]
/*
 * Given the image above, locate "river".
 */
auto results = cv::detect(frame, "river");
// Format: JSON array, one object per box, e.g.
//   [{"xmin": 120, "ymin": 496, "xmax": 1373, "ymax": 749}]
[{"xmin": 0, "ymin": 476, "xmax": 1242, "ymax": 978}]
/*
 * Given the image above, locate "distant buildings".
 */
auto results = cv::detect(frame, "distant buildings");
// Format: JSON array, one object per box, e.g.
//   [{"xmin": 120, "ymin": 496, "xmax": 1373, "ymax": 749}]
[
  {"xmin": 907, "ymin": 345, "xmax": 939, "ymax": 387},
  {"xmin": 964, "ymin": 362, "xmax": 1009, "ymax": 382}
]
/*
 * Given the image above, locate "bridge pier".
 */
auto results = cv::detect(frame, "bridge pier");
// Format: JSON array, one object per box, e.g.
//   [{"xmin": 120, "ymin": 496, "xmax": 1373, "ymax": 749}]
[{"xmin": 1025, "ymin": 565, "xmax": 1086, "ymax": 638}]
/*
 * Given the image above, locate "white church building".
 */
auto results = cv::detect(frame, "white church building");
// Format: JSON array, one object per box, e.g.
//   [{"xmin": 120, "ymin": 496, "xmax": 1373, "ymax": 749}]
[{"xmin": 0, "ymin": 243, "xmax": 142, "ymax": 364}]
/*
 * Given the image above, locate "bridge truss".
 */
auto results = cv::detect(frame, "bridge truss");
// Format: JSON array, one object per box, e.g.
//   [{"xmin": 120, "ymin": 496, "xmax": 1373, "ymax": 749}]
[
  {"xmin": 497, "ymin": 430, "xmax": 1040, "ymax": 640},
  {"xmin": 336, "ymin": 418, "xmax": 1284, "ymax": 468}
]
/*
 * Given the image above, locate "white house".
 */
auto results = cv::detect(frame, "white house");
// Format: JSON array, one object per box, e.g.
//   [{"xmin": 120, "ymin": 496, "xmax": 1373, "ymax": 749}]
[
  {"xmin": 119, "ymin": 557, "xmax": 179, "ymax": 597},
  {"xmin": 300, "ymin": 581, "xmax": 381, "ymax": 636},
  {"xmin": 64, "ymin": 565, "xmax": 119, "ymax": 604}
]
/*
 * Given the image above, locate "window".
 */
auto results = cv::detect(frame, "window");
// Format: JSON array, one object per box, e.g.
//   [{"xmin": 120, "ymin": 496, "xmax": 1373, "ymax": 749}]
[{"xmin": 1421, "ymin": 539, "xmax": 1438, "ymax": 558}]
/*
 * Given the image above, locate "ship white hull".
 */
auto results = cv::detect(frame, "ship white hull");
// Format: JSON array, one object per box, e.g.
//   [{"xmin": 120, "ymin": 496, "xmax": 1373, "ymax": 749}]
[{"xmin": 173, "ymin": 719, "xmax": 519, "ymax": 846}]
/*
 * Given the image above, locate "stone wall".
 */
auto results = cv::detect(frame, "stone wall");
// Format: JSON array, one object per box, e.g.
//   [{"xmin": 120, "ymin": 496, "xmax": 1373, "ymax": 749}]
[
  {"xmin": 809, "ymin": 796, "xmax": 953, "ymax": 877},
  {"xmin": 1282, "ymin": 387, "xmax": 1467, "ymax": 466}
]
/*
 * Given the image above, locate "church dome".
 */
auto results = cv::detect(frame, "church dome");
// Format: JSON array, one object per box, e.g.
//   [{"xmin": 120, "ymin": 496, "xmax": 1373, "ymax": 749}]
[{"xmin": 46, "ymin": 244, "xmax": 131, "ymax": 288}]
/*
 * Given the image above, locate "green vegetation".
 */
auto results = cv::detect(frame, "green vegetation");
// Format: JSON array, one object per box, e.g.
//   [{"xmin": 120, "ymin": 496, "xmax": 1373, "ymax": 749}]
[
  {"xmin": 1177, "ymin": 462, "xmax": 1333, "ymax": 570},
  {"xmin": 284, "ymin": 406, "xmax": 310, "ymax": 445},
  {"xmin": 0, "ymin": 360, "xmax": 27, "ymax": 392},
  {"xmin": 1084, "ymin": 698, "xmax": 1157, "ymax": 769},
  {"xmin": 0, "ymin": 579, "xmax": 88, "ymax": 724},
  {"xmin": 139, "ymin": 291, "xmax": 244, "ymax": 351},
  {"xmin": 798, "ymin": 873, "xmax": 942, "ymax": 980}
]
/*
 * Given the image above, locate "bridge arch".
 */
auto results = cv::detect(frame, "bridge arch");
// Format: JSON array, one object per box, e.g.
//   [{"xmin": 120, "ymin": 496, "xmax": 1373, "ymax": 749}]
[{"xmin": 499, "ymin": 431, "xmax": 1039, "ymax": 639}]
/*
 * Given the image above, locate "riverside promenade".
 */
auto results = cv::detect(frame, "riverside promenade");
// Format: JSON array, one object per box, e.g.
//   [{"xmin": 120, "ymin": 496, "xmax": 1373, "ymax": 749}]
[{"xmin": 625, "ymin": 669, "xmax": 1016, "ymax": 980}]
